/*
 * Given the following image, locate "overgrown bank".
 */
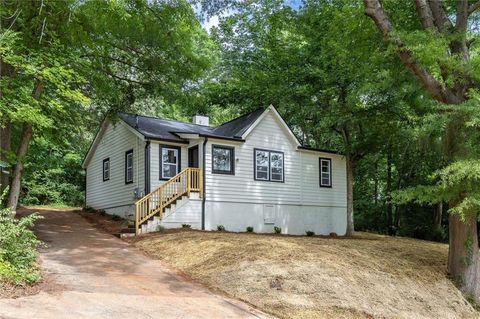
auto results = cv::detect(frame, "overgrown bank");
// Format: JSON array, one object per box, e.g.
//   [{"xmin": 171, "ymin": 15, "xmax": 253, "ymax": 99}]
[{"xmin": 0, "ymin": 206, "xmax": 42, "ymax": 297}]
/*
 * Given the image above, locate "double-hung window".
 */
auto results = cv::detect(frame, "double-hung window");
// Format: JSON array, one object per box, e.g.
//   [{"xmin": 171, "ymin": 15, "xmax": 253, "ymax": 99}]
[
  {"xmin": 103, "ymin": 158, "xmax": 110, "ymax": 181},
  {"xmin": 254, "ymin": 149, "xmax": 284, "ymax": 182},
  {"xmin": 125, "ymin": 150, "xmax": 133, "ymax": 184},
  {"xmin": 212, "ymin": 145, "xmax": 234, "ymax": 175},
  {"xmin": 319, "ymin": 158, "xmax": 332, "ymax": 187},
  {"xmin": 160, "ymin": 145, "xmax": 180, "ymax": 179}
]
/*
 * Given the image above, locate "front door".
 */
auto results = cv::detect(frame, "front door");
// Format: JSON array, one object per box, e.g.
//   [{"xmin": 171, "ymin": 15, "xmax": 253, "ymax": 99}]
[{"xmin": 188, "ymin": 145, "xmax": 199, "ymax": 168}]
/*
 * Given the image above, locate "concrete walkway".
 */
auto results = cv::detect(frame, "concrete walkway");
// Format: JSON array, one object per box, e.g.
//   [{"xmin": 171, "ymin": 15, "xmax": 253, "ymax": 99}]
[{"xmin": 0, "ymin": 210, "xmax": 272, "ymax": 319}]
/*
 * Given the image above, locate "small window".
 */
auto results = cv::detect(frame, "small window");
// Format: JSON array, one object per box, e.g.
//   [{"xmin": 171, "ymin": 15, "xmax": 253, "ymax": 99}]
[
  {"xmin": 212, "ymin": 145, "xmax": 234, "ymax": 175},
  {"xmin": 160, "ymin": 145, "xmax": 180, "ymax": 179},
  {"xmin": 319, "ymin": 158, "xmax": 332, "ymax": 187},
  {"xmin": 270, "ymin": 152, "xmax": 284, "ymax": 182},
  {"xmin": 103, "ymin": 158, "xmax": 110, "ymax": 181},
  {"xmin": 125, "ymin": 150, "xmax": 133, "ymax": 184},
  {"xmin": 254, "ymin": 149, "xmax": 284, "ymax": 182}
]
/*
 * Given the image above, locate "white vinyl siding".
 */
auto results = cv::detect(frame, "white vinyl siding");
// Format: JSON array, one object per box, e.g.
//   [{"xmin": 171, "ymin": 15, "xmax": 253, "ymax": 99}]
[
  {"xmin": 204, "ymin": 110, "xmax": 347, "ymax": 207},
  {"xmin": 86, "ymin": 122, "xmax": 145, "ymax": 210}
]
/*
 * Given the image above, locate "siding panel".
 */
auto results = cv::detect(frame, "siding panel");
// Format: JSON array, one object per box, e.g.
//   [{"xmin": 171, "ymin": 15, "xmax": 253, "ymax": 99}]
[
  {"xmin": 86, "ymin": 122, "xmax": 145, "ymax": 210},
  {"xmin": 205, "ymin": 111, "xmax": 347, "ymax": 207}
]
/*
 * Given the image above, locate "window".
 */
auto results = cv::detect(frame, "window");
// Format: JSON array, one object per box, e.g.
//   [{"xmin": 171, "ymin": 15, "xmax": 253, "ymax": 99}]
[
  {"xmin": 103, "ymin": 158, "xmax": 110, "ymax": 181},
  {"xmin": 125, "ymin": 150, "xmax": 133, "ymax": 184},
  {"xmin": 160, "ymin": 145, "xmax": 180, "ymax": 179},
  {"xmin": 254, "ymin": 149, "xmax": 284, "ymax": 182},
  {"xmin": 212, "ymin": 145, "xmax": 234, "ymax": 175},
  {"xmin": 270, "ymin": 152, "xmax": 284, "ymax": 182},
  {"xmin": 319, "ymin": 158, "xmax": 332, "ymax": 187}
]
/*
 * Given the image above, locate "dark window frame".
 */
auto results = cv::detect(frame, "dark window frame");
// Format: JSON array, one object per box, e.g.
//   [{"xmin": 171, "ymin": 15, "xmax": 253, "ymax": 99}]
[
  {"xmin": 160, "ymin": 145, "xmax": 181, "ymax": 180},
  {"xmin": 211, "ymin": 144, "xmax": 235, "ymax": 175},
  {"xmin": 125, "ymin": 149, "xmax": 134, "ymax": 184},
  {"xmin": 253, "ymin": 148, "xmax": 285, "ymax": 183},
  {"xmin": 102, "ymin": 158, "xmax": 110, "ymax": 182},
  {"xmin": 319, "ymin": 157, "xmax": 332, "ymax": 188}
]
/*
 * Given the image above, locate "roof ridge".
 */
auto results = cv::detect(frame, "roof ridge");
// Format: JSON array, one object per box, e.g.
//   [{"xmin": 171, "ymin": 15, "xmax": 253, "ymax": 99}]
[
  {"xmin": 118, "ymin": 112, "xmax": 215, "ymax": 129},
  {"xmin": 214, "ymin": 107, "xmax": 265, "ymax": 128}
]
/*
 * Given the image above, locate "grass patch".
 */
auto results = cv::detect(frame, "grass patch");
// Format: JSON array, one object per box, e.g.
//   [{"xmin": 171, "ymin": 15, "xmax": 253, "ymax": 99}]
[{"xmin": 133, "ymin": 231, "xmax": 478, "ymax": 319}]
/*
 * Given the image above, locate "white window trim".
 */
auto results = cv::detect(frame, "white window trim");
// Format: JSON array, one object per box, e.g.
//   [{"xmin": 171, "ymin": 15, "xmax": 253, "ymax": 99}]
[
  {"xmin": 125, "ymin": 150, "xmax": 134, "ymax": 184},
  {"xmin": 319, "ymin": 158, "xmax": 332, "ymax": 188},
  {"xmin": 160, "ymin": 146, "xmax": 180, "ymax": 180}
]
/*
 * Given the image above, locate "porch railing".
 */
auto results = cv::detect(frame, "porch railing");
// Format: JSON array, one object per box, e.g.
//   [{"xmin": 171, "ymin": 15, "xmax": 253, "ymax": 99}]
[{"xmin": 135, "ymin": 167, "xmax": 202, "ymax": 235}]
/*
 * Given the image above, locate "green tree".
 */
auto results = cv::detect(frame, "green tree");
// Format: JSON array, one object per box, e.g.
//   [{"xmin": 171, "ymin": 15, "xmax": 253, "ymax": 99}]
[
  {"xmin": 0, "ymin": 0, "xmax": 213, "ymax": 212},
  {"xmin": 364, "ymin": 0, "xmax": 480, "ymax": 300},
  {"xmin": 203, "ymin": 0, "xmax": 424, "ymax": 236}
]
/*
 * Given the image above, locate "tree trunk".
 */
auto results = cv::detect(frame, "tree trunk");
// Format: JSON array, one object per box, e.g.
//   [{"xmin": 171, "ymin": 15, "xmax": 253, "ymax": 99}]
[
  {"xmin": 374, "ymin": 160, "xmax": 378, "ymax": 206},
  {"xmin": 345, "ymin": 156, "xmax": 355, "ymax": 236},
  {"xmin": 386, "ymin": 146, "xmax": 393, "ymax": 228},
  {"xmin": 433, "ymin": 202, "xmax": 443, "ymax": 231},
  {"xmin": 7, "ymin": 123, "xmax": 33, "ymax": 214},
  {"xmin": 0, "ymin": 122, "xmax": 11, "ymax": 196},
  {"xmin": 448, "ymin": 212, "xmax": 480, "ymax": 297}
]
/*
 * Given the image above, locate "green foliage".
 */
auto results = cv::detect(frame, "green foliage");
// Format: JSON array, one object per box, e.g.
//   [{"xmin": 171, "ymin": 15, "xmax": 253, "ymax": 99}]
[
  {"xmin": 20, "ymin": 137, "xmax": 85, "ymax": 207},
  {"xmin": 0, "ymin": 206, "xmax": 42, "ymax": 284},
  {"xmin": 274, "ymin": 226, "xmax": 281, "ymax": 234},
  {"xmin": 246, "ymin": 226, "xmax": 254, "ymax": 233},
  {"xmin": 393, "ymin": 160, "xmax": 480, "ymax": 221},
  {"xmin": 182, "ymin": 224, "xmax": 191, "ymax": 228},
  {"xmin": 305, "ymin": 230, "xmax": 315, "ymax": 236},
  {"xmin": 217, "ymin": 225, "xmax": 225, "ymax": 231}
]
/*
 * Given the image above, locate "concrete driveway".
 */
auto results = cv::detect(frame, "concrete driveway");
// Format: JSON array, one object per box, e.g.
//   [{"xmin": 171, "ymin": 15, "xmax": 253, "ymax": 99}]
[{"xmin": 0, "ymin": 210, "xmax": 272, "ymax": 319}]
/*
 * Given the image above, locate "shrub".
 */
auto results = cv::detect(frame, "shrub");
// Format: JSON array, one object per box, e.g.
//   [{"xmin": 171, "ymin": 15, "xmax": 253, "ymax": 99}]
[
  {"xmin": 306, "ymin": 230, "xmax": 315, "ymax": 236},
  {"xmin": 246, "ymin": 226, "xmax": 254, "ymax": 233},
  {"xmin": 83, "ymin": 206, "xmax": 95, "ymax": 213},
  {"xmin": 182, "ymin": 224, "xmax": 191, "ymax": 228},
  {"xmin": 156, "ymin": 225, "xmax": 166, "ymax": 232},
  {"xmin": 274, "ymin": 226, "xmax": 281, "ymax": 234},
  {"xmin": 98, "ymin": 209, "xmax": 106, "ymax": 216},
  {"xmin": 111, "ymin": 214, "xmax": 123, "ymax": 221},
  {"xmin": 217, "ymin": 225, "xmax": 225, "ymax": 231},
  {"xmin": 0, "ymin": 206, "xmax": 43, "ymax": 284}
]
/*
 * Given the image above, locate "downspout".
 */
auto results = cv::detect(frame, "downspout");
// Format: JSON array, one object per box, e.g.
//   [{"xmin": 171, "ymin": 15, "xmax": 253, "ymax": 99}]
[
  {"xmin": 202, "ymin": 137, "xmax": 208, "ymax": 230},
  {"xmin": 144, "ymin": 141, "xmax": 151, "ymax": 194}
]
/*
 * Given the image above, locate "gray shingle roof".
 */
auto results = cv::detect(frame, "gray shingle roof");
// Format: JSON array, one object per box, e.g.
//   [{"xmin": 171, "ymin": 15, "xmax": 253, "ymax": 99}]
[{"xmin": 118, "ymin": 108, "xmax": 265, "ymax": 143}]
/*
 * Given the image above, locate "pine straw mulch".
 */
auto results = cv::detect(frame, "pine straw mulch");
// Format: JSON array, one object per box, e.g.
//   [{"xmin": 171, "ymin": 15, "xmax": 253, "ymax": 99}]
[{"xmin": 132, "ymin": 230, "xmax": 479, "ymax": 319}]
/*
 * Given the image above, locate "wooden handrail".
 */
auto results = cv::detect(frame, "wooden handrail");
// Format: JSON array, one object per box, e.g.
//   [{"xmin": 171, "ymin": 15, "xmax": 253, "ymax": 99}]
[{"xmin": 135, "ymin": 167, "xmax": 202, "ymax": 235}]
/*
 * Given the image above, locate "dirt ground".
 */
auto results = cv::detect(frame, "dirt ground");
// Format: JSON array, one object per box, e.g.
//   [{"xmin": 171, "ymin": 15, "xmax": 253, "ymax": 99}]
[
  {"xmin": 0, "ymin": 209, "xmax": 271, "ymax": 319},
  {"xmin": 133, "ymin": 230, "xmax": 479, "ymax": 319}
]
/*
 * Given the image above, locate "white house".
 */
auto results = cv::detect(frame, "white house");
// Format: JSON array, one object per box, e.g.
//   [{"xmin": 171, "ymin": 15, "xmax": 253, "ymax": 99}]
[{"xmin": 82, "ymin": 105, "xmax": 347, "ymax": 235}]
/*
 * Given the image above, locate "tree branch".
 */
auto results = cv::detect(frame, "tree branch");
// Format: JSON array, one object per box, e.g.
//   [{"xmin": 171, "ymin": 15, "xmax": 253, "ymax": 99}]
[
  {"xmin": 468, "ymin": 1, "xmax": 480, "ymax": 14},
  {"xmin": 456, "ymin": 0, "xmax": 469, "ymax": 33},
  {"xmin": 415, "ymin": 0, "xmax": 435, "ymax": 29},
  {"xmin": 364, "ymin": 0, "xmax": 463, "ymax": 104},
  {"xmin": 427, "ymin": 0, "xmax": 453, "ymax": 32}
]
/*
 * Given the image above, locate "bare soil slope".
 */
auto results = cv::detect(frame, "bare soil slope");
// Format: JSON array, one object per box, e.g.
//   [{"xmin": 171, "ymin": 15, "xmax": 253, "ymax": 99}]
[{"xmin": 133, "ymin": 231, "xmax": 478, "ymax": 319}]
